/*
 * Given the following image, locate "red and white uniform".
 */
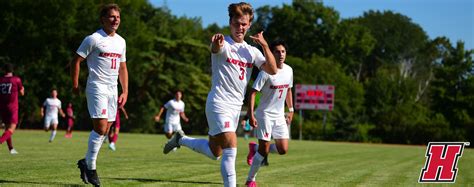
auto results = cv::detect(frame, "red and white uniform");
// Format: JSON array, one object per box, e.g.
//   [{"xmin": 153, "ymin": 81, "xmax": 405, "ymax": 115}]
[
  {"xmin": 76, "ymin": 29, "xmax": 126, "ymax": 121},
  {"xmin": 252, "ymin": 64, "xmax": 293, "ymax": 141},
  {"xmin": 43, "ymin": 98, "xmax": 62, "ymax": 128},
  {"xmin": 0, "ymin": 76, "xmax": 23, "ymax": 124},
  {"xmin": 206, "ymin": 36, "xmax": 265, "ymax": 136},
  {"xmin": 163, "ymin": 99, "xmax": 185, "ymax": 133}
]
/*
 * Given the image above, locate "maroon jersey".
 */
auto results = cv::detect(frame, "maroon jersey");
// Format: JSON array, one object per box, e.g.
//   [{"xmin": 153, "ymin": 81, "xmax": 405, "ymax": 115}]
[
  {"xmin": 67, "ymin": 106, "xmax": 74, "ymax": 126},
  {"xmin": 0, "ymin": 75, "xmax": 23, "ymax": 124},
  {"xmin": 0, "ymin": 76, "xmax": 23, "ymax": 110}
]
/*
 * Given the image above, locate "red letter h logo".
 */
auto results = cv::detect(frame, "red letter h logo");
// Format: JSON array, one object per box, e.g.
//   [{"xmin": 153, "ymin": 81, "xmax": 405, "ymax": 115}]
[{"xmin": 419, "ymin": 142, "xmax": 469, "ymax": 183}]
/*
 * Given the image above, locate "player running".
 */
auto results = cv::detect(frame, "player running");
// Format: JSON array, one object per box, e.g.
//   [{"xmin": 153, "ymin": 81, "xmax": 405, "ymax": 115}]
[
  {"xmin": 163, "ymin": 2, "xmax": 277, "ymax": 187},
  {"xmin": 71, "ymin": 3, "xmax": 128, "ymax": 186},
  {"xmin": 245, "ymin": 39, "xmax": 294, "ymax": 187},
  {"xmin": 0, "ymin": 63, "xmax": 24, "ymax": 154},
  {"xmin": 41, "ymin": 89, "xmax": 66, "ymax": 142},
  {"xmin": 108, "ymin": 100, "xmax": 128, "ymax": 151},
  {"xmin": 154, "ymin": 90, "xmax": 189, "ymax": 140}
]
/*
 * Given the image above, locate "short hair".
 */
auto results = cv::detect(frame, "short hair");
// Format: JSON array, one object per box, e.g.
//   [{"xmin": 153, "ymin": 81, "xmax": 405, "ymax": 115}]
[
  {"xmin": 270, "ymin": 39, "xmax": 288, "ymax": 52},
  {"xmin": 228, "ymin": 2, "xmax": 254, "ymax": 22},
  {"xmin": 100, "ymin": 3, "xmax": 120, "ymax": 19},
  {"xmin": 3, "ymin": 63, "xmax": 13, "ymax": 73}
]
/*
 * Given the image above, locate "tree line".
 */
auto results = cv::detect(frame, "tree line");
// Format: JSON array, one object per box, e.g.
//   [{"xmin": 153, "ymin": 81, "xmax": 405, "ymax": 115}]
[{"xmin": 0, "ymin": 0, "xmax": 472, "ymax": 144}]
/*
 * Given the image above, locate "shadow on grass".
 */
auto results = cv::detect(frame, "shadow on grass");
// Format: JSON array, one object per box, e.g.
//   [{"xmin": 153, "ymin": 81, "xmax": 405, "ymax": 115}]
[
  {"xmin": 107, "ymin": 177, "xmax": 222, "ymax": 185},
  {"xmin": 0, "ymin": 179, "xmax": 83, "ymax": 186}
]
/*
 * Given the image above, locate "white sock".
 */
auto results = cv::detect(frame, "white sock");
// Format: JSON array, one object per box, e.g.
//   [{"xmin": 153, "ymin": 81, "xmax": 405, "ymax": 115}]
[
  {"xmin": 221, "ymin": 148, "xmax": 237, "ymax": 187},
  {"xmin": 85, "ymin": 130, "xmax": 105, "ymax": 170},
  {"xmin": 49, "ymin": 130, "xmax": 57, "ymax": 141},
  {"xmin": 180, "ymin": 136, "xmax": 218, "ymax": 160},
  {"xmin": 247, "ymin": 152, "xmax": 264, "ymax": 181},
  {"xmin": 269, "ymin": 144, "xmax": 278, "ymax": 154}
]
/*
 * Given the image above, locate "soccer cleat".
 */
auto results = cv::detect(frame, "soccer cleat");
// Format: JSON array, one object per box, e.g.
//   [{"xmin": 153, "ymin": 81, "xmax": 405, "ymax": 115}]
[
  {"xmin": 245, "ymin": 180, "xmax": 257, "ymax": 187},
  {"xmin": 9, "ymin": 149, "xmax": 18, "ymax": 154},
  {"xmin": 86, "ymin": 169, "xmax": 101, "ymax": 186},
  {"xmin": 108, "ymin": 143, "xmax": 116, "ymax": 151},
  {"xmin": 247, "ymin": 142, "xmax": 257, "ymax": 166},
  {"xmin": 163, "ymin": 130, "xmax": 184, "ymax": 154},
  {"xmin": 77, "ymin": 159, "xmax": 89, "ymax": 184}
]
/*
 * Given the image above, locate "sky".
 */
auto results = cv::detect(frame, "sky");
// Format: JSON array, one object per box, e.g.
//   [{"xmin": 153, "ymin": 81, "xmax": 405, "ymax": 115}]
[{"xmin": 149, "ymin": 0, "xmax": 474, "ymax": 50}]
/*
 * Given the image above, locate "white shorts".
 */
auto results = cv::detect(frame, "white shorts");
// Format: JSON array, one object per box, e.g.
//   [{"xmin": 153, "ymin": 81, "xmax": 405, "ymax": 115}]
[
  {"xmin": 255, "ymin": 116, "xmax": 290, "ymax": 141},
  {"xmin": 86, "ymin": 92, "xmax": 117, "ymax": 122},
  {"xmin": 164, "ymin": 122, "xmax": 182, "ymax": 133},
  {"xmin": 44, "ymin": 116, "xmax": 58, "ymax": 129},
  {"xmin": 206, "ymin": 104, "xmax": 240, "ymax": 136}
]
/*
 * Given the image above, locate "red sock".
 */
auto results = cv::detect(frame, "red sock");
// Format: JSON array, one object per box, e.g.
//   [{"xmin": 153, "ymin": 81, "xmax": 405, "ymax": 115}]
[
  {"xmin": 0, "ymin": 130, "xmax": 13, "ymax": 144},
  {"xmin": 112, "ymin": 134, "xmax": 118, "ymax": 143},
  {"xmin": 7, "ymin": 137, "xmax": 13, "ymax": 150}
]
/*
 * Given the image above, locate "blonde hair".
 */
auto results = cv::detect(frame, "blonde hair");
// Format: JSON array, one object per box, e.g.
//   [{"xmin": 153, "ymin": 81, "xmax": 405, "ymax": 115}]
[{"xmin": 228, "ymin": 2, "xmax": 254, "ymax": 22}]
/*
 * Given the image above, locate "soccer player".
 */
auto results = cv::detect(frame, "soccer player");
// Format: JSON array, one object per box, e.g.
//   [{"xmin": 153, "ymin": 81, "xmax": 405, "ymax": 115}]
[
  {"xmin": 0, "ymin": 63, "xmax": 24, "ymax": 154},
  {"xmin": 65, "ymin": 102, "xmax": 75, "ymax": 138},
  {"xmin": 163, "ymin": 2, "xmax": 277, "ymax": 187},
  {"xmin": 108, "ymin": 101, "xmax": 128, "ymax": 151},
  {"xmin": 245, "ymin": 39, "xmax": 294, "ymax": 187},
  {"xmin": 41, "ymin": 89, "xmax": 66, "ymax": 142},
  {"xmin": 154, "ymin": 90, "xmax": 189, "ymax": 139},
  {"xmin": 71, "ymin": 3, "xmax": 128, "ymax": 186}
]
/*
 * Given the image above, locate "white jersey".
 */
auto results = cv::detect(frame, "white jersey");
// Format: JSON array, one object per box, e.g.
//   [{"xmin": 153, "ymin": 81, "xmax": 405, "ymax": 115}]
[
  {"xmin": 164, "ymin": 99, "xmax": 185, "ymax": 124},
  {"xmin": 76, "ymin": 29, "xmax": 126, "ymax": 94},
  {"xmin": 253, "ymin": 64, "xmax": 293, "ymax": 119},
  {"xmin": 43, "ymin": 98, "xmax": 62, "ymax": 119},
  {"xmin": 207, "ymin": 36, "xmax": 266, "ymax": 111}
]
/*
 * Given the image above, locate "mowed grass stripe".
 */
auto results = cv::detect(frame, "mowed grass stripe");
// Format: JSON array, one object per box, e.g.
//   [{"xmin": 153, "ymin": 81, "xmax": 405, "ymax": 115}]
[{"xmin": 0, "ymin": 130, "xmax": 472, "ymax": 186}]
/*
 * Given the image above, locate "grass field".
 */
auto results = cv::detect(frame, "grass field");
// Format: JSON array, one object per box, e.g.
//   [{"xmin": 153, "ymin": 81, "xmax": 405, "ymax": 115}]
[{"xmin": 0, "ymin": 130, "xmax": 472, "ymax": 186}]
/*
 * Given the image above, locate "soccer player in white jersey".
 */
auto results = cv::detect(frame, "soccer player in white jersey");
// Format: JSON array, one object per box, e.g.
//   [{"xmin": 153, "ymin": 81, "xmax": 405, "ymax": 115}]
[
  {"xmin": 245, "ymin": 39, "xmax": 294, "ymax": 187},
  {"xmin": 154, "ymin": 90, "xmax": 189, "ymax": 139},
  {"xmin": 41, "ymin": 89, "xmax": 65, "ymax": 142},
  {"xmin": 70, "ymin": 4, "xmax": 128, "ymax": 186},
  {"xmin": 163, "ymin": 2, "xmax": 277, "ymax": 187}
]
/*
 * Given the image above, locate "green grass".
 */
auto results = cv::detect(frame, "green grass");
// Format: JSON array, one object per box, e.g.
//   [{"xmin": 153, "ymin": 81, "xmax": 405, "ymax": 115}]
[{"xmin": 0, "ymin": 130, "xmax": 472, "ymax": 186}]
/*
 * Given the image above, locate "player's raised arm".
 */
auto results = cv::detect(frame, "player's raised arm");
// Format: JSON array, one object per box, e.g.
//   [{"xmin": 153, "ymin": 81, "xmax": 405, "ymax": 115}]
[
  {"xmin": 250, "ymin": 31, "xmax": 277, "ymax": 75},
  {"xmin": 70, "ymin": 54, "xmax": 85, "ymax": 95},
  {"xmin": 211, "ymin": 33, "xmax": 224, "ymax": 54}
]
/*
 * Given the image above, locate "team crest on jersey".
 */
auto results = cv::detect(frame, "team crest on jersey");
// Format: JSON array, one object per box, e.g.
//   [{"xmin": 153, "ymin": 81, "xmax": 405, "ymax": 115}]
[{"xmin": 419, "ymin": 142, "xmax": 469, "ymax": 183}]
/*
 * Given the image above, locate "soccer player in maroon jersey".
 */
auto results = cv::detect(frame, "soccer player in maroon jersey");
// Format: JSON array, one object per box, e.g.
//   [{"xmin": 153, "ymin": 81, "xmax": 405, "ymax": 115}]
[
  {"xmin": 65, "ymin": 102, "xmax": 75, "ymax": 138},
  {"xmin": 108, "ymin": 100, "xmax": 128, "ymax": 151},
  {"xmin": 0, "ymin": 63, "xmax": 24, "ymax": 154}
]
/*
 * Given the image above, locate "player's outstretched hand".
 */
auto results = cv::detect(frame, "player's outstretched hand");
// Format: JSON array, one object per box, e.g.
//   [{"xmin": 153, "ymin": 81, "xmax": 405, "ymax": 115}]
[
  {"xmin": 211, "ymin": 33, "xmax": 224, "ymax": 53},
  {"xmin": 249, "ymin": 115, "xmax": 258, "ymax": 128},
  {"xmin": 154, "ymin": 116, "xmax": 160, "ymax": 122},
  {"xmin": 249, "ymin": 31, "xmax": 268, "ymax": 47}
]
